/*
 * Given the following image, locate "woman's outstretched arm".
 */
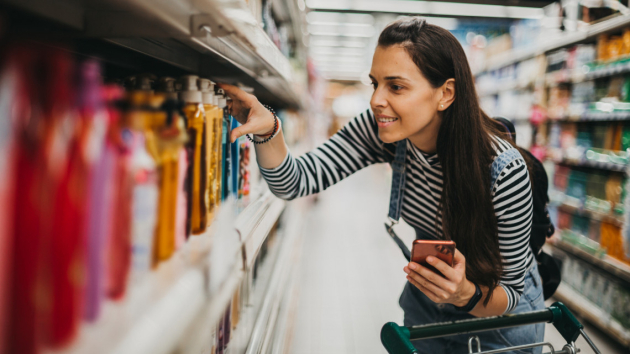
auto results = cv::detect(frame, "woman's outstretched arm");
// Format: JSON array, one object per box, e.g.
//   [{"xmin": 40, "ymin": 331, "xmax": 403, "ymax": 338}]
[{"xmin": 220, "ymin": 84, "xmax": 387, "ymax": 200}]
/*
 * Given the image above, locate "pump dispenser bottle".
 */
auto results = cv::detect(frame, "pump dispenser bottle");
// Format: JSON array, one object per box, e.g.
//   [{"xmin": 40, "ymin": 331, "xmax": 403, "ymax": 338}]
[
  {"xmin": 178, "ymin": 75, "xmax": 209, "ymax": 236},
  {"xmin": 157, "ymin": 76, "xmax": 189, "ymax": 250},
  {"xmin": 148, "ymin": 79, "xmax": 189, "ymax": 263},
  {"xmin": 199, "ymin": 79, "xmax": 218, "ymax": 221}
]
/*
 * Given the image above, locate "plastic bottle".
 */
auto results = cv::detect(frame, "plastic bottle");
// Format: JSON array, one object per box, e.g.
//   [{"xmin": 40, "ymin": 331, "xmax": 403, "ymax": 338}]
[
  {"xmin": 80, "ymin": 60, "xmax": 114, "ymax": 323},
  {"xmin": 178, "ymin": 75, "xmax": 208, "ymax": 235},
  {"xmin": 153, "ymin": 88, "xmax": 188, "ymax": 260},
  {"xmin": 104, "ymin": 85, "xmax": 133, "ymax": 301},
  {"xmin": 199, "ymin": 78, "xmax": 217, "ymax": 221},
  {"xmin": 124, "ymin": 75, "xmax": 160, "ymax": 282},
  {"xmin": 217, "ymin": 89, "xmax": 229, "ymax": 201},
  {"xmin": 157, "ymin": 77, "xmax": 188, "ymax": 250},
  {"xmin": 213, "ymin": 90, "xmax": 225, "ymax": 209}
]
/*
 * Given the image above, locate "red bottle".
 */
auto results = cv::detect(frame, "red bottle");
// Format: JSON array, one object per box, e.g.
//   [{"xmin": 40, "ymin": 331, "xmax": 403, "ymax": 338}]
[
  {"xmin": 104, "ymin": 85, "xmax": 133, "ymax": 301},
  {"xmin": 6, "ymin": 45, "xmax": 52, "ymax": 354},
  {"xmin": 45, "ymin": 53, "xmax": 89, "ymax": 348}
]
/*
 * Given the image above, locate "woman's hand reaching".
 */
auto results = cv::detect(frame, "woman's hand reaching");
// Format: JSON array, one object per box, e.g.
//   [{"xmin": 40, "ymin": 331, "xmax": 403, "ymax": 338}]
[
  {"xmin": 218, "ymin": 83, "xmax": 276, "ymax": 143},
  {"xmin": 403, "ymin": 249, "xmax": 477, "ymax": 308}
]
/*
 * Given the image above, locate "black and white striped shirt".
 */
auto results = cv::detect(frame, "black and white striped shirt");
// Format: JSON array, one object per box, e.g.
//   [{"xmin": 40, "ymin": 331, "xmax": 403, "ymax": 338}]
[{"xmin": 260, "ymin": 109, "xmax": 534, "ymax": 313}]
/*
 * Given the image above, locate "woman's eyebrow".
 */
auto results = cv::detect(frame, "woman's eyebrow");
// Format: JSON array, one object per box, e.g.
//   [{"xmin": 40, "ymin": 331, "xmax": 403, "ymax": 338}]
[{"xmin": 384, "ymin": 76, "xmax": 409, "ymax": 81}]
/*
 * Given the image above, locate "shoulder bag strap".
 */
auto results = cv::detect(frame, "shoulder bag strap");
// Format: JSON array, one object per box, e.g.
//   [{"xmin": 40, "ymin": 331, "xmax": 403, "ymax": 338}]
[{"xmin": 385, "ymin": 140, "xmax": 411, "ymax": 261}]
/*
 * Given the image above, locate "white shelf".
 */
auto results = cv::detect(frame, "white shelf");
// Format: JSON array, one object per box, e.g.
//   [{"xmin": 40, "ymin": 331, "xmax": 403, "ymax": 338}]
[
  {"xmin": 43, "ymin": 192, "xmax": 286, "ymax": 354},
  {"xmin": 553, "ymin": 283, "xmax": 630, "ymax": 347},
  {"xmin": 475, "ymin": 14, "xmax": 630, "ymax": 76},
  {"xmin": 3, "ymin": 0, "xmax": 301, "ymax": 108},
  {"xmin": 549, "ymin": 241, "xmax": 630, "ymax": 284}
]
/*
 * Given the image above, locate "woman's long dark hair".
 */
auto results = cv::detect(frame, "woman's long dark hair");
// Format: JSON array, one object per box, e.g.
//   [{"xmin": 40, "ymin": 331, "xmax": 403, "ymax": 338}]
[{"xmin": 378, "ymin": 17, "xmax": 507, "ymax": 305}]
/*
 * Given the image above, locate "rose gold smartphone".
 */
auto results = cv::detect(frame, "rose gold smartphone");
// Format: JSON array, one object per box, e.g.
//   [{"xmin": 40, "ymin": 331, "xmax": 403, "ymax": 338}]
[{"xmin": 411, "ymin": 240, "xmax": 456, "ymax": 276}]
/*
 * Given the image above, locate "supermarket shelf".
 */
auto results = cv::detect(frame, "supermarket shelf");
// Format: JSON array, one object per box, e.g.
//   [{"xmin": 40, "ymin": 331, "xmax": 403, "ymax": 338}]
[
  {"xmin": 1, "ymin": 0, "xmax": 301, "ymax": 109},
  {"xmin": 550, "ymin": 240, "xmax": 630, "ymax": 284},
  {"xmin": 553, "ymin": 157, "xmax": 628, "ymax": 172},
  {"xmin": 474, "ymin": 14, "xmax": 630, "ymax": 76},
  {"xmin": 236, "ymin": 192, "xmax": 286, "ymax": 269},
  {"xmin": 45, "ymin": 193, "xmax": 286, "ymax": 354},
  {"xmin": 557, "ymin": 202, "xmax": 625, "ymax": 227},
  {"xmin": 585, "ymin": 60, "xmax": 630, "ymax": 79},
  {"xmin": 553, "ymin": 283, "xmax": 630, "ymax": 348},
  {"xmin": 546, "ymin": 110, "xmax": 630, "ymax": 122}
]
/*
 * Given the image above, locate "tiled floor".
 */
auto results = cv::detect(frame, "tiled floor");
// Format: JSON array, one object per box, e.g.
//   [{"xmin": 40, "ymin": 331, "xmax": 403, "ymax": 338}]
[{"xmin": 288, "ymin": 164, "xmax": 626, "ymax": 354}]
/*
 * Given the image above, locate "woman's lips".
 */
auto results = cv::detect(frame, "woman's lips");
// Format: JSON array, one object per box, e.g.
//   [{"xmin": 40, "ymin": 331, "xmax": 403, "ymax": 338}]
[{"xmin": 376, "ymin": 115, "xmax": 399, "ymax": 128}]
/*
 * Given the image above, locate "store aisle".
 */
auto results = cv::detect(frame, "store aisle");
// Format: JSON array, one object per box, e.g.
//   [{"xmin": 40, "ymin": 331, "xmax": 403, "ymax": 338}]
[
  {"xmin": 287, "ymin": 164, "xmax": 625, "ymax": 354},
  {"xmin": 289, "ymin": 165, "xmax": 413, "ymax": 354}
]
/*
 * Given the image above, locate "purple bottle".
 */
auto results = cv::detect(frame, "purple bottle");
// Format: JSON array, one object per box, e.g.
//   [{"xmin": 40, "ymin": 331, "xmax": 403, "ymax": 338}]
[{"xmin": 79, "ymin": 60, "xmax": 114, "ymax": 322}]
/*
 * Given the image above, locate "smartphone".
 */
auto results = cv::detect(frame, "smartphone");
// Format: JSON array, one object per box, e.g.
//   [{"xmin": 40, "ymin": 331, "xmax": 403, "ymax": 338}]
[{"xmin": 411, "ymin": 240, "xmax": 456, "ymax": 276}]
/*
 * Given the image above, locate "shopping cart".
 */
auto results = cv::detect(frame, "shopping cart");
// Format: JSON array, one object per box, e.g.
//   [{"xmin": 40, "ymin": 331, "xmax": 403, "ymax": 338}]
[{"xmin": 381, "ymin": 302, "xmax": 601, "ymax": 354}]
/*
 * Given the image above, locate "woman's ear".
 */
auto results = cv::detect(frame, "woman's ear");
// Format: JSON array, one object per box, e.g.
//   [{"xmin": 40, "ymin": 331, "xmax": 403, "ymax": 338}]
[{"xmin": 438, "ymin": 79, "xmax": 455, "ymax": 111}]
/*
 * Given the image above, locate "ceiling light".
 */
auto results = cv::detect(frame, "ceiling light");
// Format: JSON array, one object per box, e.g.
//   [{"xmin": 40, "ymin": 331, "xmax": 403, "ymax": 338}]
[
  {"xmin": 309, "ymin": 39, "xmax": 368, "ymax": 48},
  {"xmin": 307, "ymin": 11, "xmax": 375, "ymax": 25},
  {"xmin": 308, "ymin": 32, "xmax": 373, "ymax": 38},
  {"xmin": 306, "ymin": 0, "xmax": 544, "ymax": 19}
]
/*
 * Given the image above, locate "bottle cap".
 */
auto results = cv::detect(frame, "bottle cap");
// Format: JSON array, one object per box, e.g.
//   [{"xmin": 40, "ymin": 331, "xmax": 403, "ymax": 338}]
[
  {"xmin": 215, "ymin": 88, "xmax": 226, "ymax": 108},
  {"xmin": 157, "ymin": 77, "xmax": 178, "ymax": 100},
  {"xmin": 177, "ymin": 75, "xmax": 202, "ymax": 103},
  {"xmin": 126, "ymin": 74, "xmax": 156, "ymax": 92},
  {"xmin": 198, "ymin": 78, "xmax": 215, "ymax": 105}
]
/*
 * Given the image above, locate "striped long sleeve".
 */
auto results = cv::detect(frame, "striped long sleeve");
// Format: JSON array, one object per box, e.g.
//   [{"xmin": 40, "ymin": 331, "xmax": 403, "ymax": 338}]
[
  {"xmin": 259, "ymin": 110, "xmax": 386, "ymax": 200},
  {"xmin": 491, "ymin": 139, "xmax": 535, "ymax": 313},
  {"xmin": 260, "ymin": 109, "xmax": 534, "ymax": 313}
]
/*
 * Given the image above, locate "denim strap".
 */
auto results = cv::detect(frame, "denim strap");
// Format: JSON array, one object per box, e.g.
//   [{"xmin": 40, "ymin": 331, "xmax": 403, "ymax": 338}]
[
  {"xmin": 490, "ymin": 148, "xmax": 521, "ymax": 191},
  {"xmin": 385, "ymin": 140, "xmax": 410, "ymax": 261}
]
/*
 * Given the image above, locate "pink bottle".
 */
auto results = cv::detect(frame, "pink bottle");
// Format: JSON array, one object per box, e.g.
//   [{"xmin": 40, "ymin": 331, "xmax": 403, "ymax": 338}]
[
  {"xmin": 175, "ymin": 148, "xmax": 189, "ymax": 249},
  {"xmin": 80, "ymin": 60, "xmax": 114, "ymax": 322}
]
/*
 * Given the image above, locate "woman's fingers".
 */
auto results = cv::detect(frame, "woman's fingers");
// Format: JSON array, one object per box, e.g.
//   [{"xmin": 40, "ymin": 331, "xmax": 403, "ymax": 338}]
[
  {"xmin": 405, "ymin": 264, "xmax": 452, "ymax": 301},
  {"xmin": 406, "ymin": 276, "xmax": 441, "ymax": 303},
  {"xmin": 425, "ymin": 256, "xmax": 458, "ymax": 282},
  {"xmin": 218, "ymin": 83, "xmax": 255, "ymax": 106}
]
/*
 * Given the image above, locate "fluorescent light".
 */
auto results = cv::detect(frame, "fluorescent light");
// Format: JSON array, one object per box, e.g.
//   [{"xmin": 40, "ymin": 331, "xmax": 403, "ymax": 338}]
[
  {"xmin": 307, "ymin": 11, "xmax": 375, "ymax": 25},
  {"xmin": 309, "ymin": 39, "xmax": 368, "ymax": 48},
  {"xmin": 308, "ymin": 32, "xmax": 374, "ymax": 38},
  {"xmin": 313, "ymin": 56, "xmax": 369, "ymax": 64},
  {"xmin": 310, "ymin": 47, "xmax": 366, "ymax": 56},
  {"xmin": 305, "ymin": 0, "xmax": 544, "ymax": 19}
]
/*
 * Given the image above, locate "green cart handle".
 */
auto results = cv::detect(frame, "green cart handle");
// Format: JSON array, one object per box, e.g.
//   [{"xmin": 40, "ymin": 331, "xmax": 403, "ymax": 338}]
[{"xmin": 381, "ymin": 302, "xmax": 584, "ymax": 354}]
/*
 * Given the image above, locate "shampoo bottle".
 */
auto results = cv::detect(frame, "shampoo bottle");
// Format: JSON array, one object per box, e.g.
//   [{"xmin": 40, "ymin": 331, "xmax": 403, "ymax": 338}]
[
  {"xmin": 199, "ymin": 78, "xmax": 217, "ymax": 221},
  {"xmin": 158, "ymin": 77, "xmax": 188, "ymax": 250},
  {"xmin": 178, "ymin": 75, "xmax": 208, "ymax": 235}
]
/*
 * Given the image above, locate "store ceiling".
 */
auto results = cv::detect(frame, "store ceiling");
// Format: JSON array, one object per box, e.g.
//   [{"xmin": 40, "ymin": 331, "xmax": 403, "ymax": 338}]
[{"xmin": 305, "ymin": 0, "xmax": 553, "ymax": 81}]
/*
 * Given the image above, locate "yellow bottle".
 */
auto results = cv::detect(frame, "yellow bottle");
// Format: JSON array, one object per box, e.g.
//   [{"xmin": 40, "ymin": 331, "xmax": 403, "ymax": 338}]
[
  {"xmin": 150, "ymin": 77, "xmax": 188, "ymax": 262},
  {"xmin": 199, "ymin": 78, "xmax": 217, "ymax": 222},
  {"xmin": 178, "ymin": 75, "xmax": 208, "ymax": 235}
]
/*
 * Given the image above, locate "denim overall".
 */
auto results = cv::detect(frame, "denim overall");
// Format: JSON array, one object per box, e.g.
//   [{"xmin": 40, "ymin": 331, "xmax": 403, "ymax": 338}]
[{"xmin": 386, "ymin": 141, "xmax": 545, "ymax": 354}]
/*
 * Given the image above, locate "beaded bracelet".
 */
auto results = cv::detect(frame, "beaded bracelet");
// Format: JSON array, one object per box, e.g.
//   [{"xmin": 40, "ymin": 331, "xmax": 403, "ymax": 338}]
[{"xmin": 246, "ymin": 105, "xmax": 279, "ymax": 145}]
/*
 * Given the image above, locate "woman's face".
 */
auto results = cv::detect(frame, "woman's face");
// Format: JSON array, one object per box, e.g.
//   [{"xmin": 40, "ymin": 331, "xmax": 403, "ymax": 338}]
[{"xmin": 369, "ymin": 45, "xmax": 450, "ymax": 149}]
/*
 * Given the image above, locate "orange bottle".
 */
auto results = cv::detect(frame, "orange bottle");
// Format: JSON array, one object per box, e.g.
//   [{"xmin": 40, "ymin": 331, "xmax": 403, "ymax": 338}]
[{"xmin": 178, "ymin": 75, "xmax": 208, "ymax": 235}]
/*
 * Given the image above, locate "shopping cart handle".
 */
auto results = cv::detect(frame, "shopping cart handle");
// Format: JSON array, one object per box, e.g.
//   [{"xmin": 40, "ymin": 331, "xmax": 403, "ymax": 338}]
[
  {"xmin": 381, "ymin": 302, "xmax": 584, "ymax": 354},
  {"xmin": 381, "ymin": 322, "xmax": 418, "ymax": 354}
]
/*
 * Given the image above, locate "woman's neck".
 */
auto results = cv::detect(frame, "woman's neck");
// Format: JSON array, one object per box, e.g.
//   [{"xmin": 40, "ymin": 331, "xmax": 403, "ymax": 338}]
[{"xmin": 407, "ymin": 113, "xmax": 441, "ymax": 154}]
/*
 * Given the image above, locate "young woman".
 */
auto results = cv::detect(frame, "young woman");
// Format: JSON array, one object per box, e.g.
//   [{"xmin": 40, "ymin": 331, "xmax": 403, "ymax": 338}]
[{"xmin": 219, "ymin": 17, "xmax": 545, "ymax": 354}]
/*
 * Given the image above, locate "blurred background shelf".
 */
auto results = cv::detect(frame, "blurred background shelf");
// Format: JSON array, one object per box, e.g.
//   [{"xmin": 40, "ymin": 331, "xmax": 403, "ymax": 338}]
[
  {"xmin": 552, "ymin": 283, "xmax": 630, "ymax": 347},
  {"xmin": 549, "ymin": 240, "xmax": 630, "ymax": 284}
]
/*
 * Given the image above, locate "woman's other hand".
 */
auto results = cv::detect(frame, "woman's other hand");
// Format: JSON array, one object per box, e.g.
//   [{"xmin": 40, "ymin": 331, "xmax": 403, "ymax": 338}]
[
  {"xmin": 403, "ymin": 249, "xmax": 476, "ymax": 307},
  {"xmin": 218, "ymin": 83, "xmax": 276, "ymax": 143}
]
